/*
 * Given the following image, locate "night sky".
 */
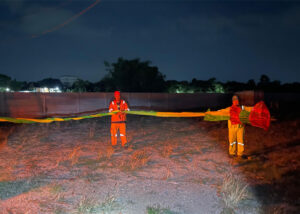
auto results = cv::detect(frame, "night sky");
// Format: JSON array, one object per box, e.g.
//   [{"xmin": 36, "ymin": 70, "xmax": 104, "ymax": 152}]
[{"xmin": 0, "ymin": 0, "xmax": 299, "ymax": 83}]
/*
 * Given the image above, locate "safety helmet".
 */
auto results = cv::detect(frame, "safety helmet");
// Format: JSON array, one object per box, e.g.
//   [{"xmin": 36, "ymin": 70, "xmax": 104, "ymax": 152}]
[{"xmin": 114, "ymin": 91, "xmax": 120, "ymax": 97}]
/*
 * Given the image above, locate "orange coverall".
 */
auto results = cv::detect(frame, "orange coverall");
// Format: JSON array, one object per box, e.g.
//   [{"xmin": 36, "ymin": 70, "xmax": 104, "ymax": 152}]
[
  {"xmin": 109, "ymin": 99, "xmax": 129, "ymax": 146},
  {"xmin": 207, "ymin": 105, "xmax": 253, "ymax": 156}
]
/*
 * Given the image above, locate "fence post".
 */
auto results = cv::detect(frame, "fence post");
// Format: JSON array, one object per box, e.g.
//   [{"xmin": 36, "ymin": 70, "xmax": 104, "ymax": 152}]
[
  {"xmin": 77, "ymin": 93, "xmax": 80, "ymax": 114},
  {"xmin": 42, "ymin": 93, "xmax": 47, "ymax": 118}
]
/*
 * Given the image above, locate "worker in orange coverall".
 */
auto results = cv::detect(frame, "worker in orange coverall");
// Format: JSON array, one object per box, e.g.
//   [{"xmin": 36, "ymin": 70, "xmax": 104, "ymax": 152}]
[
  {"xmin": 205, "ymin": 95, "xmax": 253, "ymax": 158},
  {"xmin": 109, "ymin": 91, "xmax": 130, "ymax": 147}
]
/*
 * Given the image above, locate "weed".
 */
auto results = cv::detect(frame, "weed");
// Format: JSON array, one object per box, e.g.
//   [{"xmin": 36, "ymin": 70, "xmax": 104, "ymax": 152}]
[
  {"xmin": 55, "ymin": 156, "xmax": 63, "ymax": 168},
  {"xmin": 76, "ymin": 196, "xmax": 99, "ymax": 214},
  {"xmin": 261, "ymin": 203, "xmax": 294, "ymax": 214},
  {"xmin": 99, "ymin": 193, "xmax": 120, "ymax": 214},
  {"xmin": 0, "ymin": 169, "xmax": 13, "ymax": 182},
  {"xmin": 54, "ymin": 207, "xmax": 66, "ymax": 214},
  {"xmin": 49, "ymin": 183, "xmax": 64, "ymax": 194},
  {"xmin": 160, "ymin": 144, "xmax": 173, "ymax": 158},
  {"xmin": 89, "ymin": 127, "xmax": 95, "ymax": 139},
  {"xmin": 97, "ymin": 146, "xmax": 115, "ymax": 163},
  {"xmin": 69, "ymin": 146, "xmax": 81, "ymax": 166},
  {"xmin": 120, "ymin": 149, "xmax": 151, "ymax": 171},
  {"xmin": 162, "ymin": 165, "xmax": 172, "ymax": 180},
  {"xmin": 220, "ymin": 173, "xmax": 249, "ymax": 210},
  {"xmin": 146, "ymin": 204, "xmax": 176, "ymax": 214},
  {"xmin": 84, "ymin": 172, "xmax": 104, "ymax": 183}
]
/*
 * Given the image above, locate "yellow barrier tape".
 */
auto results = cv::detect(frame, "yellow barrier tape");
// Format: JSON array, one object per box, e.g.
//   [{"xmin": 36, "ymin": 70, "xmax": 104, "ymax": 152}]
[
  {"xmin": 0, "ymin": 111, "xmax": 206, "ymax": 124},
  {"xmin": 156, "ymin": 112, "xmax": 205, "ymax": 117}
]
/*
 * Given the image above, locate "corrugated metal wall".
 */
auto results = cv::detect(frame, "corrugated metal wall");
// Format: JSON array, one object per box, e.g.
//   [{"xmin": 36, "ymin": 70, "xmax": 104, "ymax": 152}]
[{"xmin": 0, "ymin": 91, "xmax": 263, "ymax": 118}]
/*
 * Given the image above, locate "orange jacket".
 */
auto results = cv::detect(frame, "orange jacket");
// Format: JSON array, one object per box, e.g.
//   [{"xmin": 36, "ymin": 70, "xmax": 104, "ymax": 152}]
[{"xmin": 109, "ymin": 99, "xmax": 129, "ymax": 123}]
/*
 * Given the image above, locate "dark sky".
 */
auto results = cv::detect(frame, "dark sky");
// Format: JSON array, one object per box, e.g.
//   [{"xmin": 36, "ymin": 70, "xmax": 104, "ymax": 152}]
[{"xmin": 0, "ymin": 0, "xmax": 299, "ymax": 83}]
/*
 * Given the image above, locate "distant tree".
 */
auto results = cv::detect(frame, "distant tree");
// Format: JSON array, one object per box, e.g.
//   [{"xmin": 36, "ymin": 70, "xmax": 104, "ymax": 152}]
[
  {"xmin": 259, "ymin": 74, "xmax": 270, "ymax": 84},
  {"xmin": 10, "ymin": 79, "xmax": 27, "ymax": 91},
  {"xmin": 166, "ymin": 78, "xmax": 225, "ymax": 93},
  {"xmin": 281, "ymin": 82, "xmax": 300, "ymax": 92},
  {"xmin": 103, "ymin": 58, "xmax": 166, "ymax": 92},
  {"xmin": 166, "ymin": 80, "xmax": 182, "ymax": 93},
  {"xmin": 0, "ymin": 74, "xmax": 11, "ymax": 88},
  {"xmin": 94, "ymin": 75, "xmax": 115, "ymax": 92},
  {"xmin": 190, "ymin": 78, "xmax": 214, "ymax": 92},
  {"xmin": 167, "ymin": 80, "xmax": 192, "ymax": 93},
  {"xmin": 257, "ymin": 74, "xmax": 271, "ymax": 90},
  {"xmin": 191, "ymin": 78, "xmax": 225, "ymax": 93},
  {"xmin": 224, "ymin": 81, "xmax": 248, "ymax": 92},
  {"xmin": 72, "ymin": 79, "xmax": 93, "ymax": 92},
  {"xmin": 268, "ymin": 80, "xmax": 281, "ymax": 92},
  {"xmin": 26, "ymin": 82, "xmax": 39, "ymax": 91},
  {"xmin": 246, "ymin": 79, "xmax": 256, "ymax": 90},
  {"xmin": 38, "ymin": 78, "xmax": 63, "ymax": 89}
]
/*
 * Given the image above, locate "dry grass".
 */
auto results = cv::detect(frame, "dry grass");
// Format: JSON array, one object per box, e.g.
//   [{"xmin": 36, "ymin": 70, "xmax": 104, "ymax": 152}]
[
  {"xmin": 49, "ymin": 183, "xmax": 64, "ymax": 195},
  {"xmin": 146, "ymin": 204, "xmax": 176, "ymax": 214},
  {"xmin": 162, "ymin": 165, "xmax": 172, "ymax": 180},
  {"xmin": 69, "ymin": 146, "xmax": 81, "ymax": 166},
  {"xmin": 99, "ymin": 193, "xmax": 120, "ymax": 214},
  {"xmin": 261, "ymin": 203, "xmax": 298, "ymax": 214},
  {"xmin": 106, "ymin": 146, "xmax": 114, "ymax": 159},
  {"xmin": 120, "ymin": 149, "xmax": 151, "ymax": 171},
  {"xmin": 98, "ymin": 146, "xmax": 115, "ymax": 161},
  {"xmin": 75, "ymin": 196, "xmax": 99, "ymax": 214},
  {"xmin": 75, "ymin": 193, "xmax": 120, "ymax": 214},
  {"xmin": 0, "ymin": 126, "xmax": 15, "ymax": 150},
  {"xmin": 160, "ymin": 144, "xmax": 173, "ymax": 158},
  {"xmin": 0, "ymin": 170, "xmax": 13, "ymax": 182},
  {"xmin": 89, "ymin": 126, "xmax": 95, "ymax": 139},
  {"xmin": 220, "ymin": 173, "xmax": 250, "ymax": 210}
]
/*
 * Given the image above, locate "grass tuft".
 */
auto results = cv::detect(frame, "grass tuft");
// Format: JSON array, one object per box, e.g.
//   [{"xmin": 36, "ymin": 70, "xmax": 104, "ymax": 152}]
[
  {"xmin": 69, "ymin": 146, "xmax": 81, "ymax": 166},
  {"xmin": 76, "ymin": 196, "xmax": 98, "ymax": 214},
  {"xmin": 220, "ymin": 173, "xmax": 249, "ymax": 210},
  {"xmin": 49, "ymin": 183, "xmax": 64, "ymax": 194},
  {"xmin": 160, "ymin": 144, "xmax": 173, "ymax": 158},
  {"xmin": 99, "ymin": 193, "xmax": 120, "ymax": 213},
  {"xmin": 120, "ymin": 149, "xmax": 151, "ymax": 171},
  {"xmin": 89, "ymin": 127, "xmax": 95, "ymax": 139},
  {"xmin": 146, "ymin": 204, "xmax": 176, "ymax": 214}
]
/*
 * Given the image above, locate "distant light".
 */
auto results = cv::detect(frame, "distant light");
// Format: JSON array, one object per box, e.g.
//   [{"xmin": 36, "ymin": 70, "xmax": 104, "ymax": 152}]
[
  {"xmin": 6, "ymin": 88, "xmax": 10, "ymax": 92},
  {"xmin": 54, "ymin": 86, "xmax": 61, "ymax": 93}
]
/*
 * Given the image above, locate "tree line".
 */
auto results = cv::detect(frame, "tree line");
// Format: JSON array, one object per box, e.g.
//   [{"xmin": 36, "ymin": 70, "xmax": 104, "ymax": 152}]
[{"xmin": 1, "ymin": 58, "xmax": 299, "ymax": 93}]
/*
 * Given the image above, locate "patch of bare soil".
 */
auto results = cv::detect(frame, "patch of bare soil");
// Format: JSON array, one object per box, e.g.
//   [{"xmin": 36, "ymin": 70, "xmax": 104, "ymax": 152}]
[{"xmin": 0, "ymin": 116, "xmax": 298, "ymax": 213}]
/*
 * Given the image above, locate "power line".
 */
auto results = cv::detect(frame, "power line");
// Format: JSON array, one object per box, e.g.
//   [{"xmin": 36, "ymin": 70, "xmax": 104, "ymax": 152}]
[
  {"xmin": 0, "ymin": 0, "xmax": 101, "ymax": 45},
  {"xmin": 31, "ymin": 0, "xmax": 101, "ymax": 39}
]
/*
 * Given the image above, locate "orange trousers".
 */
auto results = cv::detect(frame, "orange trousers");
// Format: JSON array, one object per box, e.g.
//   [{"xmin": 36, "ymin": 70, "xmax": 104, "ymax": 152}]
[
  {"xmin": 110, "ymin": 123, "xmax": 127, "ymax": 146},
  {"xmin": 228, "ymin": 122, "xmax": 245, "ymax": 156}
]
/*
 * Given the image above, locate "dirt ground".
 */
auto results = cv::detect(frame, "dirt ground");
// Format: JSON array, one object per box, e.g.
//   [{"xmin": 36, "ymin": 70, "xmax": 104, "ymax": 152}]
[{"xmin": 0, "ymin": 115, "xmax": 299, "ymax": 214}]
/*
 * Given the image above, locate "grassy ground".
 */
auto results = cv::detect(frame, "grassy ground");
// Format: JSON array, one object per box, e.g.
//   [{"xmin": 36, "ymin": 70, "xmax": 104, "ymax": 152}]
[{"xmin": 0, "ymin": 115, "xmax": 299, "ymax": 213}]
